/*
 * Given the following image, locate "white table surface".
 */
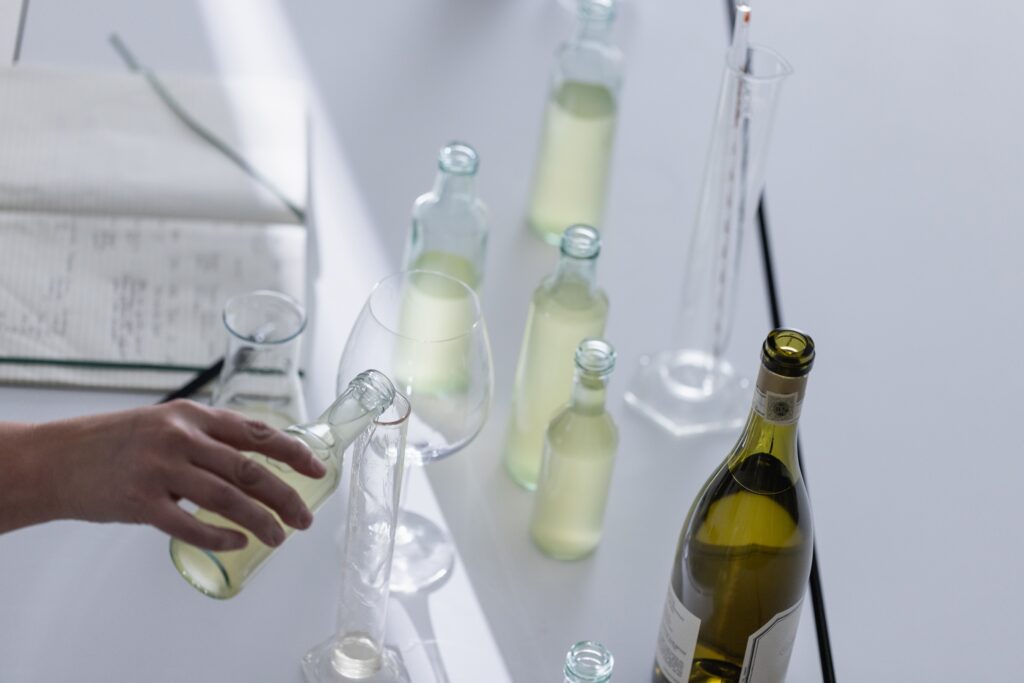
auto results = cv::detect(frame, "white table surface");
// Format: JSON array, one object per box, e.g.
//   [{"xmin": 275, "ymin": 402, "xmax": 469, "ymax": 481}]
[{"xmin": 4, "ymin": 0, "xmax": 1017, "ymax": 681}]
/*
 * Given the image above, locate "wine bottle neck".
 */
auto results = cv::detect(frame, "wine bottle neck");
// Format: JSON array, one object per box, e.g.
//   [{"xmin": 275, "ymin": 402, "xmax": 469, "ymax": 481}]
[
  {"xmin": 553, "ymin": 252, "xmax": 599, "ymax": 289},
  {"xmin": 732, "ymin": 366, "xmax": 807, "ymax": 475}
]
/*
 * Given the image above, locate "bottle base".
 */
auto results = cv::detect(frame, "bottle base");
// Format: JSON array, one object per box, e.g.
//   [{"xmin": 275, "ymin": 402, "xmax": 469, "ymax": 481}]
[
  {"xmin": 503, "ymin": 451, "xmax": 539, "ymax": 491},
  {"xmin": 624, "ymin": 349, "xmax": 749, "ymax": 437},
  {"xmin": 526, "ymin": 217, "xmax": 570, "ymax": 246}
]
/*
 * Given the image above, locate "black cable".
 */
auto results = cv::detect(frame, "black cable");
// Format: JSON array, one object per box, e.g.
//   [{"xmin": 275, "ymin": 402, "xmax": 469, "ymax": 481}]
[
  {"xmin": 12, "ymin": 0, "xmax": 29, "ymax": 63},
  {"xmin": 722, "ymin": 3, "xmax": 838, "ymax": 682}
]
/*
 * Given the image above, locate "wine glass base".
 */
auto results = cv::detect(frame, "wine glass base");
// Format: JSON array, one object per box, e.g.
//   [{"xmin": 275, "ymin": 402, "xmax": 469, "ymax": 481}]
[
  {"xmin": 624, "ymin": 349, "xmax": 750, "ymax": 437},
  {"xmin": 389, "ymin": 511, "xmax": 455, "ymax": 595},
  {"xmin": 302, "ymin": 636, "xmax": 409, "ymax": 683}
]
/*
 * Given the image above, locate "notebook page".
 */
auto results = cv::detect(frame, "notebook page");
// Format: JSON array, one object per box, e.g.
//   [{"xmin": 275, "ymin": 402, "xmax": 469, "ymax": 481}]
[
  {"xmin": 0, "ymin": 211, "xmax": 306, "ymax": 391},
  {"xmin": 0, "ymin": 65, "xmax": 307, "ymax": 225}
]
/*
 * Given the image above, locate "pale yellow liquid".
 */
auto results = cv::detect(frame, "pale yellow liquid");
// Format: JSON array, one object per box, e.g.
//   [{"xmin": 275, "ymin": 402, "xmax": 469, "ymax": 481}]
[
  {"xmin": 504, "ymin": 280, "xmax": 608, "ymax": 489},
  {"xmin": 528, "ymin": 80, "xmax": 617, "ymax": 244},
  {"xmin": 529, "ymin": 390, "xmax": 618, "ymax": 560},
  {"xmin": 169, "ymin": 409, "xmax": 374, "ymax": 599},
  {"xmin": 411, "ymin": 249, "xmax": 480, "ymax": 290},
  {"xmin": 394, "ymin": 262, "xmax": 478, "ymax": 395}
]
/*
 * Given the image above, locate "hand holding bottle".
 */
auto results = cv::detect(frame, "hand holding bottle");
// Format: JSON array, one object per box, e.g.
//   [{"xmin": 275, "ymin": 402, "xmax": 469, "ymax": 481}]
[{"xmin": 0, "ymin": 399, "xmax": 325, "ymax": 550}]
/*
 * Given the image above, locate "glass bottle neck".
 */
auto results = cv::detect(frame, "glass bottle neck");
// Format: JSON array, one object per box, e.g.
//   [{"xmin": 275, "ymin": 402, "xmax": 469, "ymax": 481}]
[
  {"xmin": 433, "ymin": 169, "xmax": 476, "ymax": 200},
  {"xmin": 570, "ymin": 371, "xmax": 609, "ymax": 415},
  {"xmin": 730, "ymin": 367, "xmax": 807, "ymax": 477},
  {"xmin": 553, "ymin": 254, "xmax": 598, "ymax": 289},
  {"xmin": 575, "ymin": 16, "xmax": 613, "ymax": 43}
]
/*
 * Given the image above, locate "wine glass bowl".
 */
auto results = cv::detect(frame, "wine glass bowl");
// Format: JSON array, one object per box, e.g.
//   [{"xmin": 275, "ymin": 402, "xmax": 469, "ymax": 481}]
[{"xmin": 337, "ymin": 270, "xmax": 492, "ymax": 466}]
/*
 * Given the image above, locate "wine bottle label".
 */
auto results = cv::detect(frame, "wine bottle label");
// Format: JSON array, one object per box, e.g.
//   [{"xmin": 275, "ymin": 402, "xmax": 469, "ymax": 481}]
[
  {"xmin": 753, "ymin": 388, "xmax": 801, "ymax": 424},
  {"xmin": 739, "ymin": 600, "xmax": 803, "ymax": 683},
  {"xmin": 654, "ymin": 586, "xmax": 700, "ymax": 683}
]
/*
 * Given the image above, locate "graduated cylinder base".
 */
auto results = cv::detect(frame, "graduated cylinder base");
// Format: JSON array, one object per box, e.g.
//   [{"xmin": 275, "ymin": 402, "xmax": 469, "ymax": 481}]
[
  {"xmin": 302, "ymin": 634, "xmax": 409, "ymax": 683},
  {"xmin": 625, "ymin": 350, "xmax": 749, "ymax": 436}
]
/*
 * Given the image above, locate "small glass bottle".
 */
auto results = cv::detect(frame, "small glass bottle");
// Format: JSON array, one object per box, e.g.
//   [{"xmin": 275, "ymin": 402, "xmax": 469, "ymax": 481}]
[
  {"xmin": 504, "ymin": 225, "xmax": 609, "ymax": 490},
  {"xmin": 565, "ymin": 641, "xmax": 614, "ymax": 683},
  {"xmin": 212, "ymin": 289, "xmax": 308, "ymax": 427},
  {"xmin": 530, "ymin": 338, "xmax": 618, "ymax": 560},
  {"xmin": 527, "ymin": 0, "xmax": 623, "ymax": 245},
  {"xmin": 170, "ymin": 370, "xmax": 398, "ymax": 599},
  {"xmin": 404, "ymin": 142, "xmax": 489, "ymax": 290},
  {"xmin": 653, "ymin": 329, "xmax": 815, "ymax": 683}
]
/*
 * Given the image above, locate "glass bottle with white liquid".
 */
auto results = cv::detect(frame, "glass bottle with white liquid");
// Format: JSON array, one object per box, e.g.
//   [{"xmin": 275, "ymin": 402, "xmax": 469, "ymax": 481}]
[
  {"xmin": 404, "ymin": 142, "xmax": 488, "ymax": 290},
  {"xmin": 530, "ymin": 338, "xmax": 619, "ymax": 560},
  {"xmin": 170, "ymin": 370, "xmax": 399, "ymax": 599},
  {"xmin": 504, "ymin": 225, "xmax": 609, "ymax": 489},
  {"xmin": 527, "ymin": 0, "xmax": 623, "ymax": 245}
]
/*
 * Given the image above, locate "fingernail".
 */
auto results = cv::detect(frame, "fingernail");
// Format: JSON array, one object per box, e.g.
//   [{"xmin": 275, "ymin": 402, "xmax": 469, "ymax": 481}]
[
  {"xmin": 271, "ymin": 527, "xmax": 286, "ymax": 546},
  {"xmin": 311, "ymin": 458, "xmax": 327, "ymax": 476},
  {"xmin": 299, "ymin": 509, "xmax": 314, "ymax": 529}
]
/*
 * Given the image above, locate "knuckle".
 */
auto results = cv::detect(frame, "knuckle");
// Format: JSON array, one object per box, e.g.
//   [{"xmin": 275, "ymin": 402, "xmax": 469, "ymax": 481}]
[
  {"xmin": 212, "ymin": 483, "xmax": 241, "ymax": 513},
  {"xmin": 235, "ymin": 456, "xmax": 265, "ymax": 487},
  {"xmin": 243, "ymin": 419, "xmax": 276, "ymax": 442}
]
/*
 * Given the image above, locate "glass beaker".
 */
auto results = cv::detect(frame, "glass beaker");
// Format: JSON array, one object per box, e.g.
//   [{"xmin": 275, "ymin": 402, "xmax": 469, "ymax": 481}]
[
  {"xmin": 302, "ymin": 391, "xmax": 413, "ymax": 683},
  {"xmin": 625, "ymin": 44, "xmax": 792, "ymax": 436},
  {"xmin": 212, "ymin": 290, "xmax": 307, "ymax": 427}
]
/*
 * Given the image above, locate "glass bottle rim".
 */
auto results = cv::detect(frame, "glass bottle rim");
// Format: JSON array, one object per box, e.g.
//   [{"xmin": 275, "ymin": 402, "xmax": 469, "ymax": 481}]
[
  {"xmin": 438, "ymin": 142, "xmax": 479, "ymax": 176},
  {"xmin": 724, "ymin": 43, "xmax": 794, "ymax": 83},
  {"xmin": 762, "ymin": 327, "xmax": 815, "ymax": 376},
  {"xmin": 575, "ymin": 338, "xmax": 616, "ymax": 377},
  {"xmin": 222, "ymin": 289, "xmax": 307, "ymax": 346},
  {"xmin": 367, "ymin": 269, "xmax": 485, "ymax": 343},
  {"xmin": 560, "ymin": 225, "xmax": 602, "ymax": 260},
  {"xmin": 577, "ymin": 0, "xmax": 616, "ymax": 23},
  {"xmin": 565, "ymin": 640, "xmax": 614, "ymax": 681}
]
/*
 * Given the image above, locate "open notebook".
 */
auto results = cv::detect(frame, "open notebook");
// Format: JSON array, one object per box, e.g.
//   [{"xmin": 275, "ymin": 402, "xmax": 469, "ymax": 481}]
[{"xmin": 0, "ymin": 65, "xmax": 308, "ymax": 391}]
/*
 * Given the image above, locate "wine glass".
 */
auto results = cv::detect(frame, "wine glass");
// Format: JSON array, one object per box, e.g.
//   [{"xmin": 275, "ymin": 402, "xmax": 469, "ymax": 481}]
[{"xmin": 337, "ymin": 270, "xmax": 492, "ymax": 593}]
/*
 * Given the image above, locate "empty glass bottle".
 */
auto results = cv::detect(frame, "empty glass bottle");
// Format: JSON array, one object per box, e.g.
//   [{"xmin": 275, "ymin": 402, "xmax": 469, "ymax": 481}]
[
  {"xmin": 527, "ymin": 0, "xmax": 623, "ymax": 245},
  {"xmin": 170, "ymin": 370, "xmax": 399, "ymax": 599},
  {"xmin": 530, "ymin": 338, "xmax": 619, "ymax": 560},
  {"xmin": 404, "ymin": 142, "xmax": 489, "ymax": 290},
  {"xmin": 565, "ymin": 641, "xmax": 614, "ymax": 683},
  {"xmin": 212, "ymin": 289, "xmax": 308, "ymax": 427},
  {"xmin": 504, "ymin": 225, "xmax": 609, "ymax": 490}
]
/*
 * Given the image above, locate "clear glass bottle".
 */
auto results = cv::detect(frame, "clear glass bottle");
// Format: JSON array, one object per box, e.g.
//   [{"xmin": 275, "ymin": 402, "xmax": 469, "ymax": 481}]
[
  {"xmin": 404, "ymin": 142, "xmax": 488, "ymax": 290},
  {"xmin": 653, "ymin": 329, "xmax": 815, "ymax": 683},
  {"xmin": 530, "ymin": 338, "xmax": 618, "ymax": 560},
  {"xmin": 504, "ymin": 225, "xmax": 609, "ymax": 490},
  {"xmin": 170, "ymin": 370, "xmax": 398, "ymax": 599},
  {"xmin": 212, "ymin": 289, "xmax": 308, "ymax": 427},
  {"xmin": 565, "ymin": 641, "xmax": 614, "ymax": 683},
  {"xmin": 527, "ymin": 0, "xmax": 623, "ymax": 245}
]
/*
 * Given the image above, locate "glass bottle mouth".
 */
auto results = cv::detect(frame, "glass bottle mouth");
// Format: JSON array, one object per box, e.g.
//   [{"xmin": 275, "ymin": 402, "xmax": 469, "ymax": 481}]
[
  {"xmin": 565, "ymin": 640, "xmax": 614, "ymax": 682},
  {"xmin": 560, "ymin": 224, "xmax": 602, "ymax": 260},
  {"xmin": 762, "ymin": 328, "xmax": 815, "ymax": 377},
  {"xmin": 575, "ymin": 338, "xmax": 616, "ymax": 377},
  {"xmin": 222, "ymin": 290, "xmax": 306, "ymax": 345},
  {"xmin": 439, "ymin": 142, "xmax": 479, "ymax": 176},
  {"xmin": 349, "ymin": 369, "xmax": 398, "ymax": 414},
  {"xmin": 578, "ymin": 0, "xmax": 616, "ymax": 23}
]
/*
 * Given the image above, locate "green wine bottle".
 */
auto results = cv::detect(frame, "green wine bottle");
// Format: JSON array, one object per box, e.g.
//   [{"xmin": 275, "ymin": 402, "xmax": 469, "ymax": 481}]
[{"xmin": 653, "ymin": 329, "xmax": 816, "ymax": 683}]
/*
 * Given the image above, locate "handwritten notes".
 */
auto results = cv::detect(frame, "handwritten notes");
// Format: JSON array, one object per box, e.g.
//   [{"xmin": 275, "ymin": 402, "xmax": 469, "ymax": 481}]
[{"xmin": 0, "ymin": 212, "xmax": 305, "ymax": 391}]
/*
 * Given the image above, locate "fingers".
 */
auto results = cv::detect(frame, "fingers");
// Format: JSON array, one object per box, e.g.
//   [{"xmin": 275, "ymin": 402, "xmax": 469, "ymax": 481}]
[
  {"xmin": 190, "ymin": 436, "xmax": 313, "ymax": 531},
  {"xmin": 169, "ymin": 467, "xmax": 287, "ymax": 548},
  {"xmin": 150, "ymin": 501, "xmax": 249, "ymax": 552},
  {"xmin": 199, "ymin": 408, "xmax": 326, "ymax": 479}
]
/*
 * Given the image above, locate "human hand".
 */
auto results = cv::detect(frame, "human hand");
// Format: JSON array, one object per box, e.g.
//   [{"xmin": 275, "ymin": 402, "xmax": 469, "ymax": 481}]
[{"xmin": 20, "ymin": 400, "xmax": 325, "ymax": 550}]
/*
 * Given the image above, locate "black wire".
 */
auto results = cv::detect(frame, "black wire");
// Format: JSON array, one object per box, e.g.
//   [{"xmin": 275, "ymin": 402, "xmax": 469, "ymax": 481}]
[
  {"xmin": 723, "ymin": 3, "xmax": 837, "ymax": 682},
  {"xmin": 12, "ymin": 0, "xmax": 29, "ymax": 63},
  {"xmin": 157, "ymin": 358, "xmax": 224, "ymax": 404}
]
